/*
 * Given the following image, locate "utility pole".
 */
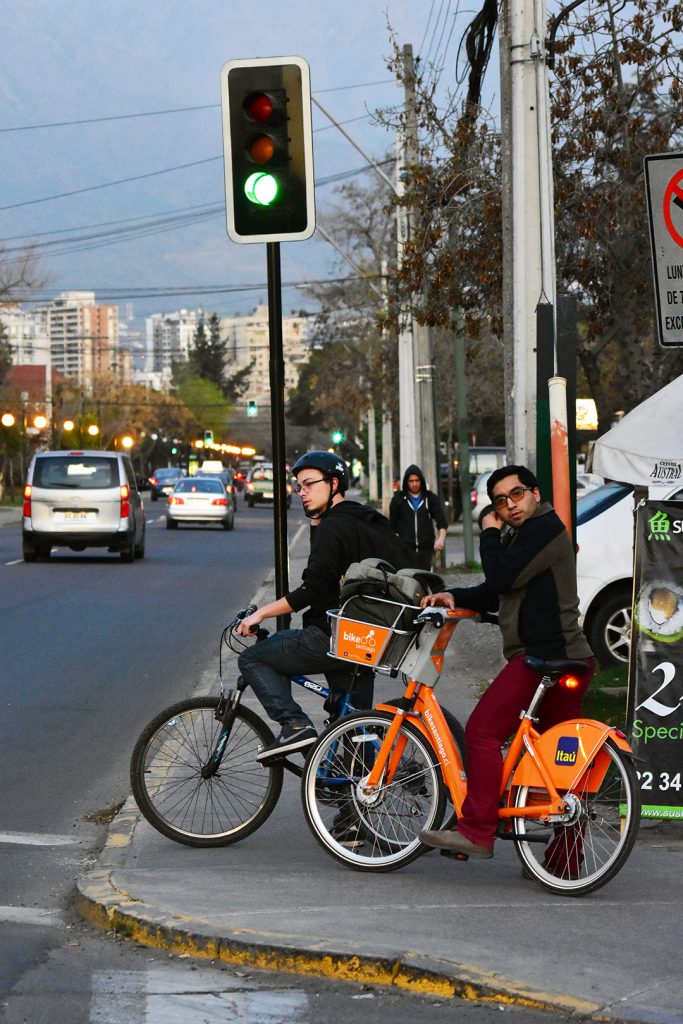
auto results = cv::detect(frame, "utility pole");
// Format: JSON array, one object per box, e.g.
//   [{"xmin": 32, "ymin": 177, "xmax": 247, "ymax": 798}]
[
  {"xmin": 366, "ymin": 405, "xmax": 379, "ymax": 501},
  {"xmin": 499, "ymin": 0, "xmax": 557, "ymax": 469}
]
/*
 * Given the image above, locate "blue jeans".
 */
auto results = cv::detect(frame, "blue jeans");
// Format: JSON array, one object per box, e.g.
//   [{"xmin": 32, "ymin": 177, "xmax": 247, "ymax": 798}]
[{"xmin": 237, "ymin": 626, "xmax": 373, "ymax": 727}]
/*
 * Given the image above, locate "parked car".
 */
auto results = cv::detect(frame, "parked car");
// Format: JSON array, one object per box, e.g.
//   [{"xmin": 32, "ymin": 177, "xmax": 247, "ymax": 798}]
[
  {"xmin": 576, "ymin": 480, "xmax": 683, "ymax": 665},
  {"xmin": 245, "ymin": 464, "xmax": 292, "ymax": 508},
  {"xmin": 22, "ymin": 450, "xmax": 145, "ymax": 562},
  {"xmin": 440, "ymin": 447, "xmax": 506, "ymax": 519},
  {"xmin": 471, "ymin": 470, "xmax": 494, "ymax": 529},
  {"xmin": 148, "ymin": 467, "xmax": 184, "ymax": 501},
  {"xmin": 166, "ymin": 477, "xmax": 235, "ymax": 530}
]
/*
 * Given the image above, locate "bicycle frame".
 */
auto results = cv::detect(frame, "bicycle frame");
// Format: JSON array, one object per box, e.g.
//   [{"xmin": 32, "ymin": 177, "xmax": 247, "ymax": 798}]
[{"xmin": 367, "ymin": 611, "xmax": 635, "ymax": 826}]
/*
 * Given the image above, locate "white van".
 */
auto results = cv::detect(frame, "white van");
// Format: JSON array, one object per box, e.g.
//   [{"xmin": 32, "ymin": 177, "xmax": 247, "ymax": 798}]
[{"xmin": 22, "ymin": 450, "xmax": 146, "ymax": 563}]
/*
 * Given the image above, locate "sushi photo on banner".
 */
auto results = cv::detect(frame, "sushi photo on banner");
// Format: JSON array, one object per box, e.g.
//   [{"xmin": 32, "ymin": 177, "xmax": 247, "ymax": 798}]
[{"xmin": 627, "ymin": 500, "xmax": 683, "ymax": 819}]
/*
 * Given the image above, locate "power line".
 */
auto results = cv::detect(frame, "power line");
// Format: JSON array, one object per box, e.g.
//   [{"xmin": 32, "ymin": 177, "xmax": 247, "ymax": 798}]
[{"xmin": 0, "ymin": 80, "xmax": 395, "ymax": 134}]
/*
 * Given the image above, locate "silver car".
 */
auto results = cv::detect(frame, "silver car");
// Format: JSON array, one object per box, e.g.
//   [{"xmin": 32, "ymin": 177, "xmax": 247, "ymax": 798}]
[
  {"xmin": 22, "ymin": 450, "xmax": 146, "ymax": 563},
  {"xmin": 166, "ymin": 476, "xmax": 235, "ymax": 530}
]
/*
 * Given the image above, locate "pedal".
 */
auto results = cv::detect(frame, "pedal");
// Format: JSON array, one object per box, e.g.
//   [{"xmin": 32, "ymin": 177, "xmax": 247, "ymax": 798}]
[{"xmin": 440, "ymin": 849, "xmax": 469, "ymax": 861}]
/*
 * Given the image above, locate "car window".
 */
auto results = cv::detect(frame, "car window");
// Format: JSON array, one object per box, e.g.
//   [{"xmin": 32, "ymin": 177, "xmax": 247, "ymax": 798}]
[
  {"xmin": 174, "ymin": 478, "xmax": 223, "ymax": 494},
  {"xmin": 33, "ymin": 456, "xmax": 118, "ymax": 489},
  {"xmin": 156, "ymin": 468, "xmax": 181, "ymax": 480},
  {"xmin": 123, "ymin": 457, "xmax": 137, "ymax": 489},
  {"xmin": 576, "ymin": 482, "xmax": 632, "ymax": 526},
  {"xmin": 252, "ymin": 469, "xmax": 273, "ymax": 482}
]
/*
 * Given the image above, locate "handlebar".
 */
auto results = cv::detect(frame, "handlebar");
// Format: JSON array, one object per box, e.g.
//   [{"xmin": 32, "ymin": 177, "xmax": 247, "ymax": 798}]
[{"xmin": 414, "ymin": 607, "xmax": 499, "ymax": 629}]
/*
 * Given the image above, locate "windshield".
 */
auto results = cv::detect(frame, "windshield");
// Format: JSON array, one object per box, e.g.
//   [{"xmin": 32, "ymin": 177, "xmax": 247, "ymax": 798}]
[
  {"xmin": 174, "ymin": 478, "xmax": 223, "ymax": 494},
  {"xmin": 155, "ymin": 469, "xmax": 181, "ymax": 479},
  {"xmin": 576, "ymin": 482, "xmax": 632, "ymax": 526}
]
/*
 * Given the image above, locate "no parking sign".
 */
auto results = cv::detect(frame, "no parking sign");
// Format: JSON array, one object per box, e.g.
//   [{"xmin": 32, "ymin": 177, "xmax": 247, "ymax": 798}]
[{"xmin": 644, "ymin": 153, "xmax": 683, "ymax": 347}]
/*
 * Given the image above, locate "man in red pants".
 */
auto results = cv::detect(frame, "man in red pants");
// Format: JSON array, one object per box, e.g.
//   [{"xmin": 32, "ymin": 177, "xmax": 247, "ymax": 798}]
[{"xmin": 419, "ymin": 465, "xmax": 594, "ymax": 864}]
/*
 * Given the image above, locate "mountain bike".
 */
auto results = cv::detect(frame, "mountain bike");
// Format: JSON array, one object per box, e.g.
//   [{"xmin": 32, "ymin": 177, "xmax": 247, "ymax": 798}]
[
  {"xmin": 301, "ymin": 605, "xmax": 641, "ymax": 897},
  {"xmin": 130, "ymin": 606, "xmax": 466, "ymax": 848}
]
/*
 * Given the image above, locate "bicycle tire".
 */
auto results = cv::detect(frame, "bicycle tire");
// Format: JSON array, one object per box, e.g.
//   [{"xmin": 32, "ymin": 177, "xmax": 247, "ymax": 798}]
[
  {"xmin": 130, "ymin": 697, "xmax": 284, "ymax": 847},
  {"xmin": 512, "ymin": 737, "xmax": 641, "ymax": 896},
  {"xmin": 301, "ymin": 710, "xmax": 447, "ymax": 872}
]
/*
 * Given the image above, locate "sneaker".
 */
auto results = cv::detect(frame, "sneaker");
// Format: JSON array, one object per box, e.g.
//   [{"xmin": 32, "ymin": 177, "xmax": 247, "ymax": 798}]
[
  {"xmin": 419, "ymin": 828, "xmax": 493, "ymax": 859},
  {"xmin": 256, "ymin": 722, "xmax": 317, "ymax": 761},
  {"xmin": 330, "ymin": 813, "xmax": 365, "ymax": 849}
]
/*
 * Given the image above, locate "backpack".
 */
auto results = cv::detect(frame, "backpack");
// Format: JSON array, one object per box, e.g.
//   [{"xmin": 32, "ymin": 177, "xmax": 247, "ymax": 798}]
[{"xmin": 337, "ymin": 558, "xmax": 444, "ymax": 632}]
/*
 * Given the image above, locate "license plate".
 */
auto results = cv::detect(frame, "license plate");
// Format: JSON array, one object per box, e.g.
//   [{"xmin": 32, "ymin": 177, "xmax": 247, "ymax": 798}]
[
  {"xmin": 263, "ymin": 492, "xmax": 273, "ymax": 499},
  {"xmin": 55, "ymin": 510, "xmax": 96, "ymax": 523}
]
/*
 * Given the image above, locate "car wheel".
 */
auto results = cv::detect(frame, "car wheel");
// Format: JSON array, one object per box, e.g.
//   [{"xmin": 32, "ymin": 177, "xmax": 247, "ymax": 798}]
[
  {"xmin": 247, "ymin": 496, "xmax": 255, "ymax": 508},
  {"xmin": 37, "ymin": 542, "xmax": 52, "ymax": 560},
  {"xmin": 151, "ymin": 493, "xmax": 158, "ymax": 502},
  {"xmin": 587, "ymin": 587, "xmax": 632, "ymax": 666},
  {"xmin": 166, "ymin": 518, "xmax": 178, "ymax": 530},
  {"xmin": 135, "ymin": 531, "xmax": 146, "ymax": 558},
  {"xmin": 120, "ymin": 541, "xmax": 135, "ymax": 563},
  {"xmin": 23, "ymin": 540, "xmax": 37, "ymax": 563},
  {"xmin": 222, "ymin": 512, "xmax": 234, "ymax": 531}
]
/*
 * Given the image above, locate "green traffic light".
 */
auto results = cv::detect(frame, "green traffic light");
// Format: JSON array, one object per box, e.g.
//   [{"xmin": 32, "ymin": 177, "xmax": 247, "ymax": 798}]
[
  {"xmin": 244, "ymin": 171, "xmax": 279, "ymax": 207},
  {"xmin": 331, "ymin": 431, "xmax": 344, "ymax": 444}
]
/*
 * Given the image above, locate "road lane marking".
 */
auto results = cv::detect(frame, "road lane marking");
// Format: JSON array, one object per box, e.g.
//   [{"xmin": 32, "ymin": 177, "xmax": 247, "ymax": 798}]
[
  {"xmin": 0, "ymin": 906, "xmax": 63, "ymax": 926},
  {"xmin": 0, "ymin": 830, "xmax": 81, "ymax": 846}
]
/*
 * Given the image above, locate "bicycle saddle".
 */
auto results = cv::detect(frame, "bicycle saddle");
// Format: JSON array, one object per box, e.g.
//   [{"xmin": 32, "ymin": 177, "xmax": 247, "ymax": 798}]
[{"xmin": 523, "ymin": 655, "xmax": 591, "ymax": 678}]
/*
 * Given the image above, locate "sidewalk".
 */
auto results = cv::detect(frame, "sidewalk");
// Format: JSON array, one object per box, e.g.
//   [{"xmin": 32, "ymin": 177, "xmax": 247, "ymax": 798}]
[
  {"xmin": 77, "ymin": 515, "xmax": 682, "ymax": 1024},
  {"xmin": 0, "ymin": 505, "xmax": 21, "ymax": 528}
]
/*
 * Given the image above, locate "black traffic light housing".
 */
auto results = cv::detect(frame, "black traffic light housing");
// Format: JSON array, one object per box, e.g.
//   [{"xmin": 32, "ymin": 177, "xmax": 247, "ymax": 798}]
[{"xmin": 220, "ymin": 56, "xmax": 315, "ymax": 243}]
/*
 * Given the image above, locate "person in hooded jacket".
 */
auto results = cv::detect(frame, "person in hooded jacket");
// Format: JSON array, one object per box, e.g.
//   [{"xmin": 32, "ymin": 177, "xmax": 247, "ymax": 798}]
[
  {"xmin": 237, "ymin": 450, "xmax": 417, "ymax": 761},
  {"xmin": 389, "ymin": 464, "xmax": 448, "ymax": 570}
]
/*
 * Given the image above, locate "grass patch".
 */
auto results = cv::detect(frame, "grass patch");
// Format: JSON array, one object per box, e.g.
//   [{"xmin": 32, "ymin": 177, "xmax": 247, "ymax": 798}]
[{"xmin": 583, "ymin": 664, "xmax": 628, "ymax": 728}]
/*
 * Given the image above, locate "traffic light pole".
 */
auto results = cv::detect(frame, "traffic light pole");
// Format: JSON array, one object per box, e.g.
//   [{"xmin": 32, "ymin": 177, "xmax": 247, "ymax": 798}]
[{"xmin": 267, "ymin": 241, "xmax": 290, "ymax": 630}]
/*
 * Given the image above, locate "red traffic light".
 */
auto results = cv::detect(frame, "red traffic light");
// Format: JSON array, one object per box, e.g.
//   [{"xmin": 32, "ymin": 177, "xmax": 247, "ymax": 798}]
[{"xmin": 244, "ymin": 93, "xmax": 273, "ymax": 122}]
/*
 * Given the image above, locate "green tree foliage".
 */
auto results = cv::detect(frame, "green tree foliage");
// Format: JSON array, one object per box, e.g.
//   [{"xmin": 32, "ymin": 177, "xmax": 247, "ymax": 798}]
[
  {"xmin": 175, "ymin": 374, "xmax": 229, "ymax": 439},
  {"xmin": 0, "ymin": 320, "xmax": 11, "ymax": 387}
]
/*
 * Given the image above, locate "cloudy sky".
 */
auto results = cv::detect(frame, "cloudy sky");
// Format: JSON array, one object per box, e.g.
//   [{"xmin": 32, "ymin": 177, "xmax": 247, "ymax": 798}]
[{"xmin": 1, "ymin": 1, "xmax": 488, "ymax": 328}]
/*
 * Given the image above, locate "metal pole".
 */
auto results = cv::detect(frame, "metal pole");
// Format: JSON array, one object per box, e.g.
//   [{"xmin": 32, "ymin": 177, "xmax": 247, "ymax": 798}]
[
  {"xmin": 266, "ymin": 241, "xmax": 290, "ymax": 630},
  {"xmin": 454, "ymin": 314, "xmax": 474, "ymax": 566}
]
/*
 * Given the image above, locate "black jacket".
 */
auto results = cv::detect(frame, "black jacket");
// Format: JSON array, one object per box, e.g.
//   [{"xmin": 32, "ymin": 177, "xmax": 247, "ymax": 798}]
[
  {"xmin": 285, "ymin": 500, "xmax": 418, "ymax": 633},
  {"xmin": 448, "ymin": 502, "xmax": 592, "ymax": 661},
  {"xmin": 389, "ymin": 465, "xmax": 447, "ymax": 551}
]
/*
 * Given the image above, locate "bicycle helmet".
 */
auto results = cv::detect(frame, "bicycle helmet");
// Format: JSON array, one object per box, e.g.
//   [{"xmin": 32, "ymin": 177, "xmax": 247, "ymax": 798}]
[{"xmin": 292, "ymin": 450, "xmax": 350, "ymax": 518}]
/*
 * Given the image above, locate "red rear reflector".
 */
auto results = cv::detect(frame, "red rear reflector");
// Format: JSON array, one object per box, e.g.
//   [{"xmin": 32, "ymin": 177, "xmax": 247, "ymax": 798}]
[
  {"xmin": 560, "ymin": 675, "xmax": 580, "ymax": 689},
  {"xmin": 23, "ymin": 484, "xmax": 32, "ymax": 518},
  {"xmin": 211, "ymin": 498, "xmax": 228, "ymax": 506}
]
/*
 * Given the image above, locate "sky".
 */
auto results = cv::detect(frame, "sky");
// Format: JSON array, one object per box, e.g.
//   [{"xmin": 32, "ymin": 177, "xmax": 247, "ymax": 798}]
[{"xmin": 0, "ymin": 0, "xmax": 488, "ymax": 332}]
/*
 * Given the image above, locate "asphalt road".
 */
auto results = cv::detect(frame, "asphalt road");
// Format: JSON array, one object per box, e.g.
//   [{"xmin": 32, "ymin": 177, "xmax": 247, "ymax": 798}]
[{"xmin": 0, "ymin": 499, "xmax": 293, "ymax": 1013}]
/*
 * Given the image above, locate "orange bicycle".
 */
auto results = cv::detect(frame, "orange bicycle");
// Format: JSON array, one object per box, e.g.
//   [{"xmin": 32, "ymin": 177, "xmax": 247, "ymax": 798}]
[{"xmin": 301, "ymin": 605, "xmax": 640, "ymax": 896}]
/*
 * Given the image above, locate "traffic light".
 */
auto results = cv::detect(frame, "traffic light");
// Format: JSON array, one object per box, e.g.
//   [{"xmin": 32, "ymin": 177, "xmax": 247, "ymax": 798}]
[
  {"xmin": 204, "ymin": 430, "xmax": 214, "ymax": 446},
  {"xmin": 331, "ymin": 430, "xmax": 344, "ymax": 445},
  {"xmin": 220, "ymin": 56, "xmax": 315, "ymax": 243},
  {"xmin": 247, "ymin": 400, "xmax": 258, "ymax": 417}
]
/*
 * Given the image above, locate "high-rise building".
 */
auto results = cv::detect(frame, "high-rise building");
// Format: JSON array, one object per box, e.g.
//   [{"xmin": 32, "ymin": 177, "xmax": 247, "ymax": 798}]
[
  {"xmin": 30, "ymin": 291, "xmax": 127, "ymax": 389},
  {"xmin": 220, "ymin": 303, "xmax": 309, "ymax": 407},
  {"xmin": 142, "ymin": 309, "xmax": 201, "ymax": 390}
]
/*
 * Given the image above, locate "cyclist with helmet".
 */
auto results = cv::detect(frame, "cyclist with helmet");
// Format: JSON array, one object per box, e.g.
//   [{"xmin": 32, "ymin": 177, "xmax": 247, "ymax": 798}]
[{"xmin": 237, "ymin": 450, "xmax": 417, "ymax": 761}]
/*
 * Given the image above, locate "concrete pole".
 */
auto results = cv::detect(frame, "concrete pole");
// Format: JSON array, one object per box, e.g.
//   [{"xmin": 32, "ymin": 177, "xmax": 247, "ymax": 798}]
[
  {"xmin": 500, "ymin": 0, "xmax": 557, "ymax": 469},
  {"xmin": 367, "ymin": 405, "xmax": 379, "ymax": 502},
  {"xmin": 381, "ymin": 409, "xmax": 393, "ymax": 517},
  {"xmin": 396, "ymin": 45, "xmax": 419, "ymax": 471},
  {"xmin": 415, "ymin": 322, "xmax": 438, "ymax": 490}
]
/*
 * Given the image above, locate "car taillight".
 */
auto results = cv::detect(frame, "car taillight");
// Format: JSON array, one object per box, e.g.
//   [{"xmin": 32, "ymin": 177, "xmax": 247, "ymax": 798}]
[
  {"xmin": 471, "ymin": 490, "xmax": 478, "ymax": 506},
  {"xmin": 211, "ymin": 497, "xmax": 228, "ymax": 506},
  {"xmin": 149, "ymin": 476, "xmax": 158, "ymax": 486},
  {"xmin": 168, "ymin": 495, "xmax": 184, "ymax": 505},
  {"xmin": 23, "ymin": 484, "xmax": 32, "ymax": 518},
  {"xmin": 247, "ymin": 482, "xmax": 253, "ymax": 491},
  {"xmin": 120, "ymin": 484, "xmax": 130, "ymax": 519}
]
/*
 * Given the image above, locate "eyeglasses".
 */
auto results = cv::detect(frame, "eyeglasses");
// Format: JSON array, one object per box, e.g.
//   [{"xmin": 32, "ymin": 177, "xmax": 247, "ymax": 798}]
[
  {"xmin": 492, "ymin": 485, "xmax": 532, "ymax": 510},
  {"xmin": 294, "ymin": 476, "xmax": 327, "ymax": 494}
]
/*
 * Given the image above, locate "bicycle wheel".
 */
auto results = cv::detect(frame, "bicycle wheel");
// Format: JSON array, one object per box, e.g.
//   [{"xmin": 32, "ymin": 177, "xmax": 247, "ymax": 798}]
[
  {"xmin": 301, "ymin": 710, "xmax": 447, "ymax": 871},
  {"xmin": 512, "ymin": 737, "xmax": 640, "ymax": 896},
  {"xmin": 130, "ymin": 697, "xmax": 284, "ymax": 847}
]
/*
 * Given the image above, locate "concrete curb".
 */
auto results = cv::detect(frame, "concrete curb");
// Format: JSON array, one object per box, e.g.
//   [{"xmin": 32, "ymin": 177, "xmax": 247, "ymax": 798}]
[{"xmin": 76, "ymin": 801, "xmax": 615, "ymax": 1020}]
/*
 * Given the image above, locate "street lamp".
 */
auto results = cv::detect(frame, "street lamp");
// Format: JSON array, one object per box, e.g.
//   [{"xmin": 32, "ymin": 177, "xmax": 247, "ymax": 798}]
[
  {"xmin": 87, "ymin": 424, "xmax": 99, "ymax": 438},
  {"xmin": 33, "ymin": 415, "xmax": 48, "ymax": 430},
  {"xmin": 1, "ymin": 413, "xmax": 16, "ymax": 428},
  {"xmin": 121, "ymin": 435, "xmax": 134, "ymax": 449},
  {"xmin": 63, "ymin": 419, "xmax": 75, "ymax": 433}
]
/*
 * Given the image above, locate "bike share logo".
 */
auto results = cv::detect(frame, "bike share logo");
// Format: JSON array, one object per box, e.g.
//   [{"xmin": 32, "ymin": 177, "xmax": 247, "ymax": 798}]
[
  {"xmin": 554, "ymin": 736, "xmax": 579, "ymax": 766},
  {"xmin": 342, "ymin": 627, "xmax": 378, "ymax": 659},
  {"xmin": 647, "ymin": 509, "xmax": 683, "ymax": 542}
]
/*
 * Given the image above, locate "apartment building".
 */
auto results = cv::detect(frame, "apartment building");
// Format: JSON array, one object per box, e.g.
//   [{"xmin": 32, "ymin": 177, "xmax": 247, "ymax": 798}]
[
  {"xmin": 0, "ymin": 305, "xmax": 50, "ymax": 366},
  {"xmin": 220, "ymin": 303, "xmax": 309, "ymax": 407},
  {"xmin": 142, "ymin": 309, "xmax": 201, "ymax": 390}
]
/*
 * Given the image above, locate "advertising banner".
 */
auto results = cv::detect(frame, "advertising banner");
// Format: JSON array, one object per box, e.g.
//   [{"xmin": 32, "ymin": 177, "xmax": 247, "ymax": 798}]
[{"xmin": 627, "ymin": 501, "xmax": 683, "ymax": 819}]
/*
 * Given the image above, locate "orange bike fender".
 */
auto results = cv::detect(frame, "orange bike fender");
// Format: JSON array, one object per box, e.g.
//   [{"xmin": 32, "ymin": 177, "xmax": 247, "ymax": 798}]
[{"xmin": 510, "ymin": 719, "xmax": 633, "ymax": 792}]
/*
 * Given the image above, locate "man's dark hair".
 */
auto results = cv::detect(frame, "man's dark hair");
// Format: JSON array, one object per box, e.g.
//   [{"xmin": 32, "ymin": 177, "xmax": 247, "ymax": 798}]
[{"xmin": 487, "ymin": 464, "xmax": 538, "ymax": 501}]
